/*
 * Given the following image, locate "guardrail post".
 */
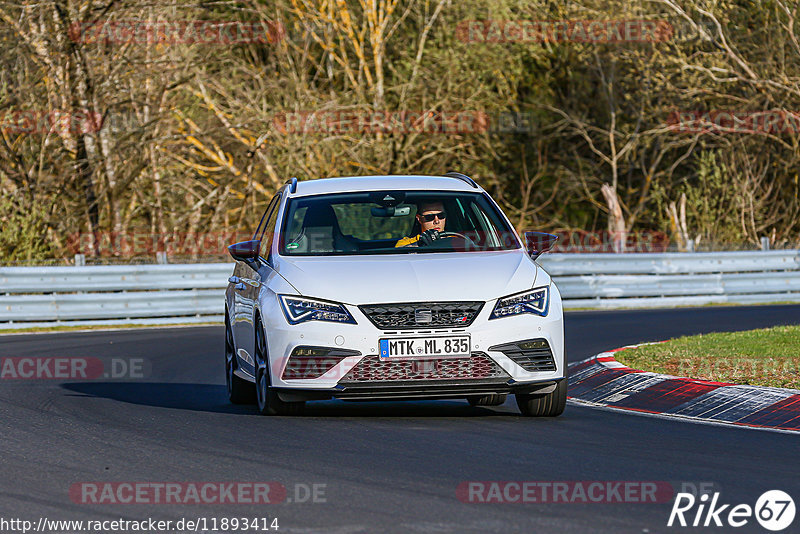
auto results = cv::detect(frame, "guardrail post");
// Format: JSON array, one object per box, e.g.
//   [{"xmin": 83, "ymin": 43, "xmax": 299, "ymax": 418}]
[
  {"xmin": 761, "ymin": 236, "xmax": 770, "ymax": 251},
  {"xmin": 156, "ymin": 251, "xmax": 168, "ymax": 264},
  {"xmin": 74, "ymin": 254, "xmax": 86, "ymax": 266}
]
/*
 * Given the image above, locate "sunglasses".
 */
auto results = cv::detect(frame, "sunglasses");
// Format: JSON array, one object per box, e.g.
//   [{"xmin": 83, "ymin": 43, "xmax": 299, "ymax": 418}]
[{"xmin": 420, "ymin": 211, "xmax": 447, "ymax": 222}]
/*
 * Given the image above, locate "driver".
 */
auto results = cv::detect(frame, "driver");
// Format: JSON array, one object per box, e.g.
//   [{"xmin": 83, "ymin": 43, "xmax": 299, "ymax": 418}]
[{"xmin": 395, "ymin": 201, "xmax": 447, "ymax": 247}]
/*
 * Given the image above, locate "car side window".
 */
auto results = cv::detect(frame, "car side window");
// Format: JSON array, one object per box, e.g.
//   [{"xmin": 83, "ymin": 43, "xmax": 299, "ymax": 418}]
[
  {"xmin": 253, "ymin": 193, "xmax": 281, "ymax": 240},
  {"xmin": 258, "ymin": 194, "xmax": 282, "ymax": 261}
]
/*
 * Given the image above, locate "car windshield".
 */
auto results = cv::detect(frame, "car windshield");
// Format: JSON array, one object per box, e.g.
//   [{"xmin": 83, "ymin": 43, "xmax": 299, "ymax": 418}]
[{"xmin": 279, "ymin": 190, "xmax": 520, "ymax": 256}]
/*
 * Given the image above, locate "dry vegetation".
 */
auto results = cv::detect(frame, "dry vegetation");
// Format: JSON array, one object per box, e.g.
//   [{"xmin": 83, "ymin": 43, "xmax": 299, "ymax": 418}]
[{"xmin": 2, "ymin": 0, "xmax": 800, "ymax": 262}]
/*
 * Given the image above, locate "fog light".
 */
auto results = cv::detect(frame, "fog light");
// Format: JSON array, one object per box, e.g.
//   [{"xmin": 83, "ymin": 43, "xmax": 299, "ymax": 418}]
[
  {"xmin": 518, "ymin": 340, "xmax": 548, "ymax": 350},
  {"xmin": 292, "ymin": 347, "xmax": 330, "ymax": 357}
]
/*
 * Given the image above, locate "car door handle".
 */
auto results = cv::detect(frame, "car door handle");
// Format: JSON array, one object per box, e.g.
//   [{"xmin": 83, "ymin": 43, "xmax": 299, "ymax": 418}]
[
  {"xmin": 229, "ymin": 276, "xmax": 240, "ymax": 284},
  {"xmin": 235, "ymin": 282, "xmax": 246, "ymax": 290}
]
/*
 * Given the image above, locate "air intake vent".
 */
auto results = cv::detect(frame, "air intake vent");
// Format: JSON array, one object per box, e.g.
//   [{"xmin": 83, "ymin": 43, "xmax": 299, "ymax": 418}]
[
  {"xmin": 489, "ymin": 339, "xmax": 557, "ymax": 372},
  {"xmin": 282, "ymin": 347, "xmax": 360, "ymax": 380}
]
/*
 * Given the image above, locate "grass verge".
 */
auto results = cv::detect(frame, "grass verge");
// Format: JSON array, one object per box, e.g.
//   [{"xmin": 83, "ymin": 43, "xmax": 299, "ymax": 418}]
[{"xmin": 614, "ymin": 325, "xmax": 800, "ymax": 389}]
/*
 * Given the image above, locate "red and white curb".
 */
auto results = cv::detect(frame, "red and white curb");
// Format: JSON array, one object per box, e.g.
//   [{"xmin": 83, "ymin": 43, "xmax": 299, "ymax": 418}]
[{"xmin": 567, "ymin": 344, "xmax": 800, "ymax": 433}]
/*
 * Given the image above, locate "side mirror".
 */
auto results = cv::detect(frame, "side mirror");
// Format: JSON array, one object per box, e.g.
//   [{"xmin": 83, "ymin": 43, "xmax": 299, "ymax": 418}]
[
  {"xmin": 228, "ymin": 240, "xmax": 261, "ymax": 264},
  {"xmin": 524, "ymin": 232, "xmax": 558, "ymax": 260}
]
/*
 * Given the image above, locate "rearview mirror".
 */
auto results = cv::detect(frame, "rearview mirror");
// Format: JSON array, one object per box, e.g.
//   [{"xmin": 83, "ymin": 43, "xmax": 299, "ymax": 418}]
[
  {"xmin": 524, "ymin": 232, "xmax": 558, "ymax": 259},
  {"xmin": 228, "ymin": 240, "xmax": 260, "ymax": 262},
  {"xmin": 371, "ymin": 205, "xmax": 412, "ymax": 217}
]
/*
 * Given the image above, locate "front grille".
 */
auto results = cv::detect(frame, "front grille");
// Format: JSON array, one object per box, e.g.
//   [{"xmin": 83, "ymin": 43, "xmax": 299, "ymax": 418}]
[
  {"xmin": 490, "ymin": 339, "xmax": 557, "ymax": 372},
  {"xmin": 359, "ymin": 301, "xmax": 484, "ymax": 329},
  {"xmin": 338, "ymin": 352, "xmax": 509, "ymax": 383}
]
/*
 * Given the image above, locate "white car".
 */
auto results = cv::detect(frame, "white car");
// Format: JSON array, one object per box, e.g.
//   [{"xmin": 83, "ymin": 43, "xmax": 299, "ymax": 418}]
[{"xmin": 224, "ymin": 172, "xmax": 565, "ymax": 416}]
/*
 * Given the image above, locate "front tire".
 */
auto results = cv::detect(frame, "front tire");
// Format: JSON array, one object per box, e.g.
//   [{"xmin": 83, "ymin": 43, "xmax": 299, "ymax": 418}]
[
  {"xmin": 225, "ymin": 316, "xmax": 255, "ymax": 404},
  {"xmin": 254, "ymin": 319, "xmax": 305, "ymax": 416},
  {"xmin": 515, "ymin": 377, "xmax": 567, "ymax": 417}
]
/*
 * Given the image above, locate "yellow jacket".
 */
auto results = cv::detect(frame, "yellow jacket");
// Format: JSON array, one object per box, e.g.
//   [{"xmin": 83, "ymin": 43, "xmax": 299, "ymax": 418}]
[{"xmin": 395, "ymin": 235, "xmax": 421, "ymax": 247}]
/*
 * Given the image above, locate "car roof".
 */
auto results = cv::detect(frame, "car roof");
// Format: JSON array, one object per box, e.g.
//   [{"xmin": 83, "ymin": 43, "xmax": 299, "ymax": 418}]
[{"xmin": 289, "ymin": 175, "xmax": 482, "ymax": 197}]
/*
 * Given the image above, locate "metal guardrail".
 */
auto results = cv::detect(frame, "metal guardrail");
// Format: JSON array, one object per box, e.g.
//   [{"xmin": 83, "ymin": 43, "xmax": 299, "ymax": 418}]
[
  {"xmin": 539, "ymin": 250, "xmax": 800, "ymax": 309},
  {"xmin": 0, "ymin": 264, "xmax": 231, "ymax": 328},
  {"xmin": 1, "ymin": 251, "xmax": 798, "ymax": 328}
]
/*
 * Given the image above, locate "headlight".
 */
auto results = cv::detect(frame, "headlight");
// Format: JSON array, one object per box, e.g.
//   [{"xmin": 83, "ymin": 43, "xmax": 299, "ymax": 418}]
[
  {"xmin": 489, "ymin": 286, "xmax": 549, "ymax": 319},
  {"xmin": 278, "ymin": 295, "xmax": 357, "ymax": 325}
]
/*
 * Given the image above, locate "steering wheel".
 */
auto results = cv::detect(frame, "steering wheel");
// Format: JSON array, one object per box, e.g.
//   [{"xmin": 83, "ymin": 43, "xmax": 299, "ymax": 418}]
[
  {"xmin": 438, "ymin": 231, "xmax": 479, "ymax": 248},
  {"xmin": 400, "ymin": 231, "xmax": 479, "ymax": 248}
]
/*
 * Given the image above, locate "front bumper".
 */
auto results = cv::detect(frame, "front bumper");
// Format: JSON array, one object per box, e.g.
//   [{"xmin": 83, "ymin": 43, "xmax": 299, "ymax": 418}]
[
  {"xmin": 260, "ymin": 284, "xmax": 566, "ymax": 392},
  {"xmin": 274, "ymin": 377, "xmax": 561, "ymax": 402}
]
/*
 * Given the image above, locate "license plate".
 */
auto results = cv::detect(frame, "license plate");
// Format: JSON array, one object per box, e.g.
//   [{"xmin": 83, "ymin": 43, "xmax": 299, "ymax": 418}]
[{"xmin": 379, "ymin": 335, "xmax": 470, "ymax": 360}]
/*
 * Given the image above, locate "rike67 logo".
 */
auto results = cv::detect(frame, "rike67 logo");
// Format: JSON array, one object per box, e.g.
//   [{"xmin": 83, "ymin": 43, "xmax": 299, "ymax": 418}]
[{"xmin": 668, "ymin": 490, "xmax": 795, "ymax": 531}]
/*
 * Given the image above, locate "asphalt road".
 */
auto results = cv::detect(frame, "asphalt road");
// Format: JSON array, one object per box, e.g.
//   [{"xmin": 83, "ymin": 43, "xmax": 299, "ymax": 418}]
[{"xmin": 1, "ymin": 305, "xmax": 799, "ymax": 534}]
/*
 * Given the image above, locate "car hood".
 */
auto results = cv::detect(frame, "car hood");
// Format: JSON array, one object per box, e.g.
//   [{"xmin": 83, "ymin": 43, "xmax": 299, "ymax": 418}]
[{"xmin": 274, "ymin": 251, "xmax": 538, "ymax": 304}]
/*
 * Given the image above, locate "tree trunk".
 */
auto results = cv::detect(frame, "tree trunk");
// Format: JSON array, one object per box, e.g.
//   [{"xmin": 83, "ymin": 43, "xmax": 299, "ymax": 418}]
[
  {"xmin": 75, "ymin": 135, "xmax": 100, "ymax": 256},
  {"xmin": 601, "ymin": 183, "xmax": 626, "ymax": 253}
]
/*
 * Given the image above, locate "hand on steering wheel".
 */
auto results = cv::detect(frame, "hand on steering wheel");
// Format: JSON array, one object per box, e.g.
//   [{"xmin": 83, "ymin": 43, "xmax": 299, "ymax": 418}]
[
  {"xmin": 419, "ymin": 229, "xmax": 441, "ymax": 246},
  {"xmin": 410, "ymin": 230, "xmax": 479, "ymax": 248}
]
